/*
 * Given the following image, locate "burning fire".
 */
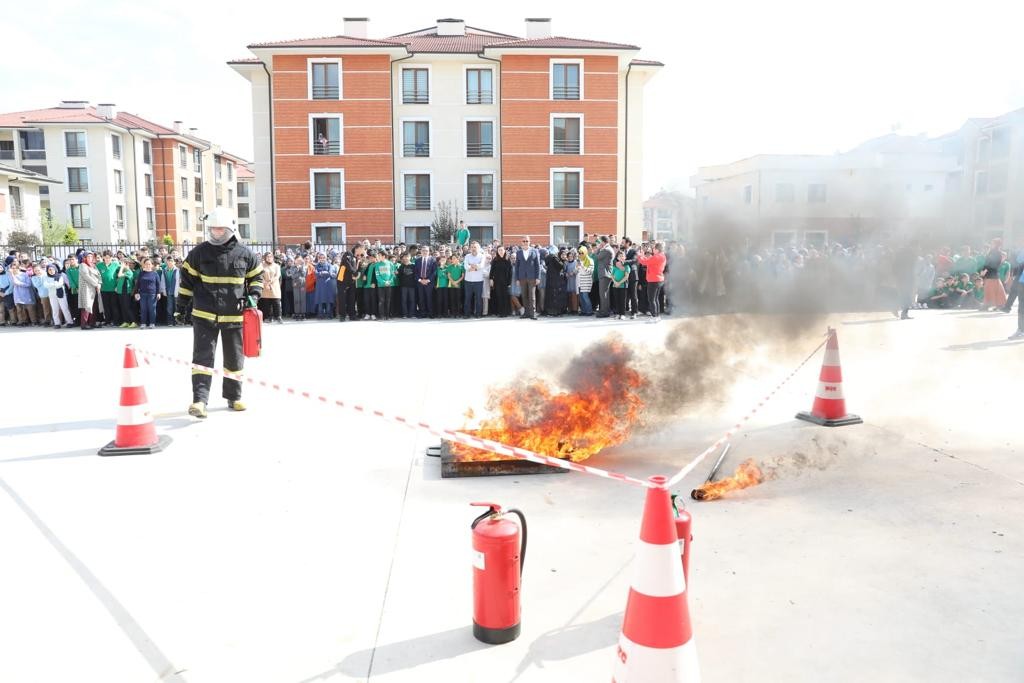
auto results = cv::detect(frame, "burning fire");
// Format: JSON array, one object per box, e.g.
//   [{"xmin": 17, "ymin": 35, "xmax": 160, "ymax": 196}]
[
  {"xmin": 453, "ymin": 342, "xmax": 647, "ymax": 463},
  {"xmin": 691, "ymin": 459, "xmax": 764, "ymax": 500}
]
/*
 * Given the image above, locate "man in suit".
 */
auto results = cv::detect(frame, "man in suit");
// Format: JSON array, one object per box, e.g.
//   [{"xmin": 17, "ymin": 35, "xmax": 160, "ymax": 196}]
[
  {"xmin": 413, "ymin": 245, "xmax": 436, "ymax": 318},
  {"xmin": 623, "ymin": 237, "xmax": 639, "ymax": 319},
  {"xmin": 337, "ymin": 244, "xmax": 361, "ymax": 321},
  {"xmin": 514, "ymin": 236, "xmax": 541, "ymax": 320},
  {"xmin": 595, "ymin": 236, "xmax": 615, "ymax": 317}
]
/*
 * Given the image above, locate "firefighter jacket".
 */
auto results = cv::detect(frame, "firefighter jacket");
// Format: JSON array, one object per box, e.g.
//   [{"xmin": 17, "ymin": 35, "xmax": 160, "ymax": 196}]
[{"xmin": 177, "ymin": 238, "xmax": 262, "ymax": 326}]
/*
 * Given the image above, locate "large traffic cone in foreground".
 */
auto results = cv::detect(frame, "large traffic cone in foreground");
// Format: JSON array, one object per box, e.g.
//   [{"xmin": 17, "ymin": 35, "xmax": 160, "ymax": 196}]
[
  {"xmin": 98, "ymin": 345, "xmax": 172, "ymax": 456},
  {"xmin": 796, "ymin": 328, "xmax": 863, "ymax": 427},
  {"xmin": 612, "ymin": 476, "xmax": 700, "ymax": 682}
]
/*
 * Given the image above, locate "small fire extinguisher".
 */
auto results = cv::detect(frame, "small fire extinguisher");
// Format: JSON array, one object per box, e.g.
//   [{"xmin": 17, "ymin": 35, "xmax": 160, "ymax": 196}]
[
  {"xmin": 672, "ymin": 494, "xmax": 693, "ymax": 585},
  {"xmin": 242, "ymin": 306, "xmax": 263, "ymax": 358},
  {"xmin": 470, "ymin": 502, "xmax": 527, "ymax": 644}
]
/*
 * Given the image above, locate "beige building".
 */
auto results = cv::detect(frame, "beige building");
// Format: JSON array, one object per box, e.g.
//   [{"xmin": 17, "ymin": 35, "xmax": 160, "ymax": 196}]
[
  {"xmin": 642, "ymin": 190, "xmax": 694, "ymax": 242},
  {"xmin": 0, "ymin": 163, "xmax": 60, "ymax": 242}
]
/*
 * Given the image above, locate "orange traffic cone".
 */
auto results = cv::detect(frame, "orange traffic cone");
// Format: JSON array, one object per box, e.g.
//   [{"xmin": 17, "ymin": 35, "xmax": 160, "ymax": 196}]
[
  {"xmin": 98, "ymin": 345, "xmax": 172, "ymax": 456},
  {"xmin": 612, "ymin": 476, "xmax": 700, "ymax": 683},
  {"xmin": 796, "ymin": 328, "xmax": 862, "ymax": 427}
]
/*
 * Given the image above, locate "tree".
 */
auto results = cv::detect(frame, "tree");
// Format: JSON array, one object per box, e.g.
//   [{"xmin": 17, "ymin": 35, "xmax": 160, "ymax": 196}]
[
  {"xmin": 162, "ymin": 234, "xmax": 175, "ymax": 247},
  {"xmin": 430, "ymin": 200, "xmax": 461, "ymax": 245},
  {"xmin": 8, "ymin": 230, "xmax": 41, "ymax": 252},
  {"xmin": 40, "ymin": 213, "xmax": 78, "ymax": 245}
]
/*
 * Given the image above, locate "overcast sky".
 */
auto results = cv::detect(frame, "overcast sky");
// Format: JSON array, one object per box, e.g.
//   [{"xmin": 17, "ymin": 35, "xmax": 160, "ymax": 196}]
[{"xmin": 2, "ymin": 0, "xmax": 1021, "ymax": 196}]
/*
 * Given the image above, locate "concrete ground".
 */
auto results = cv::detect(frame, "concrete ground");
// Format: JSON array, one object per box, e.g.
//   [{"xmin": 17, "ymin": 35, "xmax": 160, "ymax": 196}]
[{"xmin": 1, "ymin": 307, "xmax": 1021, "ymax": 682}]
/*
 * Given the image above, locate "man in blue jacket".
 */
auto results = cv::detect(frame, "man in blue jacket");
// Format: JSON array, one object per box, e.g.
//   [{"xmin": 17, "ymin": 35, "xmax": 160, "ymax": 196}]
[
  {"xmin": 413, "ymin": 245, "xmax": 436, "ymax": 318},
  {"xmin": 514, "ymin": 236, "xmax": 541, "ymax": 320}
]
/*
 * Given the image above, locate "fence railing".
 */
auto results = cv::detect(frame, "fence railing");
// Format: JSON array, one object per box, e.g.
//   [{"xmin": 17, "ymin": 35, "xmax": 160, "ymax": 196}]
[
  {"xmin": 466, "ymin": 196, "xmax": 494, "ymax": 211},
  {"xmin": 403, "ymin": 142, "xmax": 430, "ymax": 157},
  {"xmin": 312, "ymin": 85, "xmax": 340, "ymax": 99},
  {"xmin": 313, "ymin": 140, "xmax": 342, "ymax": 155},
  {"xmin": 553, "ymin": 139, "xmax": 581, "ymax": 154},
  {"xmin": 0, "ymin": 149, "xmax": 14, "ymax": 160},
  {"xmin": 466, "ymin": 142, "xmax": 493, "ymax": 157},
  {"xmin": 466, "ymin": 90, "xmax": 494, "ymax": 104},
  {"xmin": 404, "ymin": 196, "xmax": 431, "ymax": 210},
  {"xmin": 553, "ymin": 193, "xmax": 581, "ymax": 209},
  {"xmin": 552, "ymin": 85, "xmax": 581, "ymax": 100},
  {"xmin": 314, "ymin": 193, "xmax": 343, "ymax": 210}
]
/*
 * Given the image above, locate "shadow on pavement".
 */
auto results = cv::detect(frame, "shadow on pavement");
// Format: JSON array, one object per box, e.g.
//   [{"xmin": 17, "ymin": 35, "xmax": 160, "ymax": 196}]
[
  {"xmin": 0, "ymin": 416, "xmax": 194, "ymax": 439},
  {"xmin": 506, "ymin": 612, "xmax": 622, "ymax": 682},
  {"xmin": 841, "ymin": 317, "xmax": 898, "ymax": 326},
  {"xmin": 943, "ymin": 338, "xmax": 1024, "ymax": 352},
  {"xmin": 0, "ymin": 447, "xmax": 99, "ymax": 465}
]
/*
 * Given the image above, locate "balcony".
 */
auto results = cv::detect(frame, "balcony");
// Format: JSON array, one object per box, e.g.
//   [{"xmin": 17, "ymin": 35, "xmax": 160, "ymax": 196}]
[
  {"xmin": 404, "ymin": 195, "xmax": 431, "ymax": 211},
  {"xmin": 313, "ymin": 140, "xmax": 342, "ymax": 156},
  {"xmin": 552, "ymin": 85, "xmax": 580, "ymax": 100},
  {"xmin": 67, "ymin": 145, "xmax": 87, "ymax": 157},
  {"xmin": 402, "ymin": 91, "xmax": 429, "ymax": 104},
  {"xmin": 553, "ymin": 139, "xmax": 581, "ymax": 154},
  {"xmin": 403, "ymin": 142, "xmax": 430, "ymax": 157},
  {"xmin": 467, "ymin": 142, "xmax": 493, "ymax": 157},
  {"xmin": 21, "ymin": 149, "xmax": 45, "ymax": 160},
  {"xmin": 10, "ymin": 205, "xmax": 24, "ymax": 220},
  {"xmin": 72, "ymin": 219, "xmax": 91, "ymax": 229},
  {"xmin": 466, "ymin": 90, "xmax": 494, "ymax": 104},
  {"xmin": 0, "ymin": 148, "xmax": 14, "ymax": 161},
  {"xmin": 312, "ymin": 85, "xmax": 340, "ymax": 99},
  {"xmin": 553, "ymin": 193, "xmax": 581, "ymax": 209},
  {"xmin": 314, "ymin": 193, "xmax": 343, "ymax": 210},
  {"xmin": 68, "ymin": 182, "xmax": 89, "ymax": 193},
  {"xmin": 466, "ymin": 196, "xmax": 494, "ymax": 211}
]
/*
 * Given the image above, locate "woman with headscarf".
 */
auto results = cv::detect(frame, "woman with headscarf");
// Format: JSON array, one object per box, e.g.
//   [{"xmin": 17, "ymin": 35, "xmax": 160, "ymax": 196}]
[
  {"xmin": 77, "ymin": 252, "xmax": 102, "ymax": 329},
  {"xmin": 259, "ymin": 252, "xmax": 283, "ymax": 324},
  {"xmin": 44, "ymin": 262, "xmax": 73, "ymax": 328},
  {"xmin": 0, "ymin": 263, "xmax": 13, "ymax": 326},
  {"xmin": 564, "ymin": 248, "xmax": 579, "ymax": 314},
  {"xmin": 286, "ymin": 256, "xmax": 308, "ymax": 321},
  {"xmin": 489, "ymin": 246, "xmax": 513, "ymax": 317},
  {"xmin": 544, "ymin": 247, "xmax": 567, "ymax": 316},
  {"xmin": 980, "ymin": 238, "xmax": 1008, "ymax": 311},
  {"xmin": 576, "ymin": 246, "xmax": 594, "ymax": 316}
]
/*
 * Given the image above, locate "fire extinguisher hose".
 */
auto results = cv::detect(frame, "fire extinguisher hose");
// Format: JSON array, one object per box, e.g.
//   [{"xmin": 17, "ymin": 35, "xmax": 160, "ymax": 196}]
[{"xmin": 507, "ymin": 508, "xmax": 527, "ymax": 573}]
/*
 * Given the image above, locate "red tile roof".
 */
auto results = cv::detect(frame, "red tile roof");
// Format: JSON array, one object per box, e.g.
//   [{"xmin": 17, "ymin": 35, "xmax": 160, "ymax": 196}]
[
  {"xmin": 387, "ymin": 26, "xmax": 520, "ymax": 54},
  {"xmin": 247, "ymin": 35, "xmax": 404, "ymax": 49},
  {"xmin": 485, "ymin": 36, "xmax": 639, "ymax": 50},
  {"xmin": 630, "ymin": 58, "xmax": 664, "ymax": 66},
  {"xmin": 0, "ymin": 106, "xmax": 109, "ymax": 127},
  {"xmin": 115, "ymin": 111, "xmax": 177, "ymax": 135},
  {"xmin": 236, "ymin": 164, "xmax": 256, "ymax": 179}
]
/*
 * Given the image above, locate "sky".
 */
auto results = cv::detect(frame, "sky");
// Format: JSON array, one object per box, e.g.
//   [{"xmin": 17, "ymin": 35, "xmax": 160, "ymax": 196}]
[{"xmin": 2, "ymin": 0, "xmax": 1022, "ymax": 197}]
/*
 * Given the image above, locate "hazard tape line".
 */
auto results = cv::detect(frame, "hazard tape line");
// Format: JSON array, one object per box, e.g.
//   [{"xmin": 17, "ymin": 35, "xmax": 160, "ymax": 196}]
[
  {"xmin": 133, "ymin": 348, "xmax": 658, "ymax": 489},
  {"xmin": 665, "ymin": 333, "xmax": 830, "ymax": 488}
]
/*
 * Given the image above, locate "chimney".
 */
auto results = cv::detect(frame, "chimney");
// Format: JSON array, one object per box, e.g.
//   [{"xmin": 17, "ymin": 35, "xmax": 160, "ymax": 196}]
[
  {"xmin": 189, "ymin": 127, "xmax": 200, "ymax": 138},
  {"xmin": 344, "ymin": 17, "xmax": 369, "ymax": 39},
  {"xmin": 437, "ymin": 18, "xmax": 465, "ymax": 36},
  {"xmin": 525, "ymin": 18, "xmax": 551, "ymax": 39},
  {"xmin": 97, "ymin": 103, "xmax": 117, "ymax": 119},
  {"xmin": 58, "ymin": 100, "xmax": 89, "ymax": 109}
]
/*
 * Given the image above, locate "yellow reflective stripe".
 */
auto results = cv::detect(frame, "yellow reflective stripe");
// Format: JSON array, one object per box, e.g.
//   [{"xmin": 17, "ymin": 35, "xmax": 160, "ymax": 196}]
[
  {"xmin": 224, "ymin": 367, "xmax": 243, "ymax": 374},
  {"xmin": 178, "ymin": 287, "xmax": 193, "ymax": 297},
  {"xmin": 192, "ymin": 308, "xmax": 243, "ymax": 324},
  {"xmin": 218, "ymin": 315, "xmax": 243, "ymax": 323},
  {"xmin": 200, "ymin": 274, "xmax": 245, "ymax": 285},
  {"xmin": 191, "ymin": 369, "xmax": 213, "ymax": 376},
  {"xmin": 246, "ymin": 266, "xmax": 263, "ymax": 279},
  {"xmin": 191, "ymin": 308, "xmax": 216, "ymax": 321},
  {"xmin": 182, "ymin": 261, "xmax": 200, "ymax": 277}
]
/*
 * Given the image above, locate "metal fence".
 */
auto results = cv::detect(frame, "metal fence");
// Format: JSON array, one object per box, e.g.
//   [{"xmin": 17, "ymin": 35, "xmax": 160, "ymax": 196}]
[{"xmin": 0, "ymin": 241, "xmax": 421, "ymax": 263}]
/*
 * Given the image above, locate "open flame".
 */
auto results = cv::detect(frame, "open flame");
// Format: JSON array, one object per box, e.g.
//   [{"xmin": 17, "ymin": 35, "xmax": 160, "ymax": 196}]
[
  {"xmin": 453, "ymin": 342, "xmax": 647, "ymax": 463},
  {"xmin": 692, "ymin": 459, "xmax": 764, "ymax": 500}
]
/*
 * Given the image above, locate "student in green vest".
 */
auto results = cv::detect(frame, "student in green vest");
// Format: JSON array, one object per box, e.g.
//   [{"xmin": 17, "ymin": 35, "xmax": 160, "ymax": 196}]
[
  {"xmin": 115, "ymin": 257, "xmax": 138, "ymax": 328},
  {"xmin": 434, "ymin": 254, "xmax": 450, "ymax": 318},
  {"xmin": 364, "ymin": 249, "xmax": 380, "ymax": 320},
  {"xmin": 455, "ymin": 221, "xmax": 470, "ymax": 247},
  {"xmin": 447, "ymin": 253, "xmax": 465, "ymax": 318},
  {"xmin": 96, "ymin": 250, "xmax": 120, "ymax": 326},
  {"xmin": 373, "ymin": 251, "xmax": 396, "ymax": 321},
  {"xmin": 64, "ymin": 257, "xmax": 80, "ymax": 326}
]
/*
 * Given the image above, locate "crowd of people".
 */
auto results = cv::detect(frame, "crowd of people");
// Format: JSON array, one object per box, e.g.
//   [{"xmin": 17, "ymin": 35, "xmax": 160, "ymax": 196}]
[{"xmin": 2, "ymin": 233, "xmax": 1021, "ymax": 337}]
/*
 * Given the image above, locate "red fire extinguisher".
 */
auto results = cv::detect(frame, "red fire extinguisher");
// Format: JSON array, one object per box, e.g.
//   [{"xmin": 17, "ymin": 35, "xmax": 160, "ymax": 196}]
[
  {"xmin": 242, "ymin": 307, "xmax": 263, "ymax": 358},
  {"xmin": 672, "ymin": 495, "xmax": 693, "ymax": 585},
  {"xmin": 470, "ymin": 502, "xmax": 527, "ymax": 644}
]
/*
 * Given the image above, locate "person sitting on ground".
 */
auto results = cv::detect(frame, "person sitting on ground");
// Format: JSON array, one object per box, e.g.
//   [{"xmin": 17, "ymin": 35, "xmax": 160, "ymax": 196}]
[{"xmin": 927, "ymin": 276, "xmax": 952, "ymax": 309}]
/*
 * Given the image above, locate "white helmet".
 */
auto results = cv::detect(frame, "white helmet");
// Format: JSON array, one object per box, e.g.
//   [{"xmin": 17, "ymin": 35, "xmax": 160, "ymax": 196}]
[{"xmin": 202, "ymin": 207, "xmax": 238, "ymax": 245}]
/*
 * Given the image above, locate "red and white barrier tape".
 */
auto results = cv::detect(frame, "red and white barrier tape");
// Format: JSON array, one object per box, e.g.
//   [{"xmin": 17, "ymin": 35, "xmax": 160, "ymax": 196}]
[
  {"xmin": 665, "ymin": 333, "xmax": 830, "ymax": 488},
  {"xmin": 134, "ymin": 348, "xmax": 658, "ymax": 489}
]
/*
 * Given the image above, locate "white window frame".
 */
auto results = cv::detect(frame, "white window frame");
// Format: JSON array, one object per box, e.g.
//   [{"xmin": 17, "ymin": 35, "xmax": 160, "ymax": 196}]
[
  {"xmin": 180, "ymin": 176, "xmax": 189, "ymax": 200},
  {"xmin": 400, "ymin": 170, "xmax": 434, "ymax": 212},
  {"xmin": 309, "ymin": 168, "xmax": 346, "ymax": 210},
  {"xmin": 178, "ymin": 144, "xmax": 188, "ymax": 169},
  {"xmin": 70, "ymin": 203, "xmax": 91, "ymax": 228},
  {"xmin": 464, "ymin": 117, "xmax": 496, "ymax": 158},
  {"xmin": 550, "ymin": 59, "xmax": 584, "ymax": 101},
  {"xmin": 308, "ymin": 58, "xmax": 343, "ymax": 100},
  {"xmin": 466, "ymin": 222, "xmax": 497, "ymax": 243},
  {"xmin": 111, "ymin": 134, "xmax": 122, "ymax": 160},
  {"xmin": 464, "ymin": 171, "xmax": 496, "ymax": 212},
  {"xmin": 549, "ymin": 221, "xmax": 584, "ymax": 246},
  {"xmin": 311, "ymin": 222, "xmax": 347, "ymax": 244},
  {"xmin": 113, "ymin": 169, "xmax": 124, "ymax": 194},
  {"xmin": 308, "ymin": 113, "xmax": 345, "ymax": 156},
  {"xmin": 400, "ymin": 117, "xmax": 432, "ymax": 158},
  {"xmin": 114, "ymin": 204, "xmax": 125, "ymax": 230},
  {"xmin": 144, "ymin": 173, "xmax": 153, "ymax": 197},
  {"xmin": 67, "ymin": 167, "xmax": 89, "ymax": 192},
  {"xmin": 401, "ymin": 224, "xmax": 432, "ymax": 244},
  {"xmin": 807, "ymin": 183, "xmax": 827, "ymax": 203},
  {"xmin": 63, "ymin": 130, "xmax": 88, "ymax": 157},
  {"xmin": 400, "ymin": 65, "xmax": 432, "ymax": 105},
  {"xmin": 182, "ymin": 208, "xmax": 190, "ymax": 231},
  {"xmin": 145, "ymin": 207, "xmax": 155, "ymax": 230},
  {"xmin": 142, "ymin": 139, "xmax": 152, "ymax": 165},
  {"xmin": 238, "ymin": 223, "xmax": 251, "ymax": 239},
  {"xmin": 463, "ymin": 64, "xmax": 496, "ymax": 104},
  {"xmin": 550, "ymin": 113, "xmax": 584, "ymax": 155},
  {"xmin": 550, "ymin": 167, "xmax": 584, "ymax": 209}
]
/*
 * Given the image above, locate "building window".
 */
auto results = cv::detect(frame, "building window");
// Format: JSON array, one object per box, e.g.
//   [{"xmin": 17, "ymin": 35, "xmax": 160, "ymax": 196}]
[
  {"xmin": 179, "ymin": 144, "xmax": 187, "ymax": 168},
  {"xmin": 551, "ymin": 223, "xmax": 582, "ymax": 245},
  {"xmin": 115, "ymin": 205, "xmax": 125, "ymax": 231},
  {"xmin": 65, "ymin": 132, "xmax": 87, "ymax": 157},
  {"xmin": 216, "ymin": 185, "xmax": 223, "ymax": 206},
  {"xmin": 215, "ymin": 161, "xmax": 222, "ymax": 181},
  {"xmin": 775, "ymin": 183, "xmax": 795, "ymax": 203},
  {"xmin": 180, "ymin": 177, "xmax": 189, "ymax": 199},
  {"xmin": 403, "ymin": 121, "xmax": 430, "ymax": 157},
  {"xmin": 403, "ymin": 174, "xmax": 431, "ymax": 210},
  {"xmin": 144, "ymin": 173, "xmax": 153, "ymax": 197},
  {"xmin": 552, "ymin": 171, "xmax": 581, "ymax": 209},
  {"xmin": 466, "ymin": 68, "xmax": 493, "ymax": 104},
  {"xmin": 237, "ymin": 181, "xmax": 249, "ymax": 198},
  {"xmin": 552, "ymin": 116, "xmax": 582, "ymax": 154},
  {"xmin": 468, "ymin": 225, "xmax": 495, "ymax": 243},
  {"xmin": 808, "ymin": 183, "xmax": 827, "ymax": 203},
  {"xmin": 466, "ymin": 120, "xmax": 494, "ymax": 157},
  {"xmin": 743, "ymin": 185, "xmax": 752, "ymax": 204},
  {"xmin": 0, "ymin": 140, "xmax": 13, "ymax": 160},
  {"xmin": 552, "ymin": 62, "xmax": 581, "ymax": 100},
  {"xmin": 194, "ymin": 149, "xmax": 202, "ymax": 173},
  {"xmin": 402, "ymin": 68, "xmax": 429, "ymax": 104},
  {"xmin": 804, "ymin": 231, "xmax": 828, "ymax": 248},
  {"xmin": 111, "ymin": 134, "xmax": 121, "ymax": 160},
  {"xmin": 228, "ymin": 189, "xmax": 234, "ymax": 207},
  {"xmin": 19, "ymin": 130, "xmax": 45, "ymax": 160},
  {"xmin": 466, "ymin": 174, "xmax": 494, "ymax": 210},
  {"xmin": 8, "ymin": 186, "xmax": 23, "ymax": 220},
  {"xmin": 238, "ymin": 223, "xmax": 251, "ymax": 239},
  {"xmin": 772, "ymin": 231, "xmax": 796, "ymax": 248},
  {"xmin": 404, "ymin": 225, "xmax": 430, "ymax": 244},
  {"xmin": 312, "ymin": 171, "xmax": 343, "ymax": 209},
  {"xmin": 227, "ymin": 163, "xmax": 234, "ymax": 182},
  {"xmin": 194, "ymin": 177, "xmax": 203, "ymax": 202},
  {"xmin": 68, "ymin": 167, "xmax": 89, "ymax": 192},
  {"xmin": 146, "ymin": 207, "xmax": 155, "ymax": 230},
  {"xmin": 142, "ymin": 140, "xmax": 151, "ymax": 164},
  {"xmin": 24, "ymin": 165, "xmax": 48, "ymax": 195},
  {"xmin": 182, "ymin": 209, "xmax": 189, "ymax": 231},
  {"xmin": 70, "ymin": 204, "xmax": 91, "ymax": 229},
  {"xmin": 238, "ymin": 203, "xmax": 250, "ymax": 219},
  {"xmin": 310, "ymin": 61, "xmax": 341, "ymax": 100},
  {"xmin": 114, "ymin": 169, "xmax": 124, "ymax": 194},
  {"xmin": 311, "ymin": 116, "xmax": 342, "ymax": 155},
  {"xmin": 313, "ymin": 223, "xmax": 345, "ymax": 243}
]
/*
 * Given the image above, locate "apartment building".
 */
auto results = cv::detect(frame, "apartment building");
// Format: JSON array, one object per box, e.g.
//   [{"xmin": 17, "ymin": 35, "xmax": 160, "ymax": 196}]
[
  {"xmin": 0, "ymin": 101, "xmax": 248, "ymax": 244},
  {"xmin": 0, "ymin": 163, "xmax": 60, "ymax": 242},
  {"xmin": 642, "ymin": 191, "xmax": 695, "ymax": 243},
  {"xmin": 231, "ymin": 16, "xmax": 662, "ymax": 246},
  {"xmin": 235, "ymin": 163, "xmax": 258, "ymax": 239}
]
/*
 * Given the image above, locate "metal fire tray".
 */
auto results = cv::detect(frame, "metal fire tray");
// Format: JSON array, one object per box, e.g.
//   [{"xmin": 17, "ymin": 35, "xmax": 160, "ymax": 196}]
[{"xmin": 430, "ymin": 441, "xmax": 569, "ymax": 478}]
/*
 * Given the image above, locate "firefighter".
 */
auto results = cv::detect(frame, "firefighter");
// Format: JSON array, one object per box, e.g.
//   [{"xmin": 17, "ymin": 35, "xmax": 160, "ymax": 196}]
[{"xmin": 175, "ymin": 207, "xmax": 262, "ymax": 418}]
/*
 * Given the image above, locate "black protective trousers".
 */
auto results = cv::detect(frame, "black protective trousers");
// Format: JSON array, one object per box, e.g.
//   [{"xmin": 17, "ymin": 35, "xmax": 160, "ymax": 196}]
[{"xmin": 191, "ymin": 321, "xmax": 244, "ymax": 404}]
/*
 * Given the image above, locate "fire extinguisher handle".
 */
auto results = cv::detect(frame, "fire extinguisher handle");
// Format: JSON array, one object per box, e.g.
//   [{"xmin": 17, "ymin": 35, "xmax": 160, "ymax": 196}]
[
  {"xmin": 506, "ymin": 508, "xmax": 527, "ymax": 574},
  {"xmin": 470, "ymin": 501, "xmax": 502, "ymax": 529}
]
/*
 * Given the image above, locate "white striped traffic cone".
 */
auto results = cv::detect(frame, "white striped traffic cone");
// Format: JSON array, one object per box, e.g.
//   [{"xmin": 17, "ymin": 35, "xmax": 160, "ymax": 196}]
[
  {"xmin": 98, "ymin": 345, "xmax": 172, "ymax": 456},
  {"xmin": 796, "ymin": 328, "xmax": 862, "ymax": 427},
  {"xmin": 612, "ymin": 475, "xmax": 700, "ymax": 682}
]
